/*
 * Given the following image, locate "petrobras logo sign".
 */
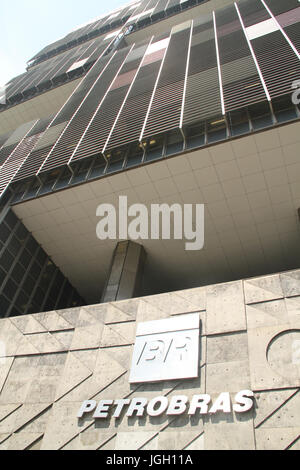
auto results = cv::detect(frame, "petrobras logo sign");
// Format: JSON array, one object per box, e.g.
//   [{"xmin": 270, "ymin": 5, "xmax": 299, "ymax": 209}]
[
  {"xmin": 77, "ymin": 315, "xmax": 254, "ymax": 419},
  {"xmin": 77, "ymin": 390, "xmax": 254, "ymax": 419},
  {"xmin": 129, "ymin": 313, "xmax": 200, "ymax": 383}
]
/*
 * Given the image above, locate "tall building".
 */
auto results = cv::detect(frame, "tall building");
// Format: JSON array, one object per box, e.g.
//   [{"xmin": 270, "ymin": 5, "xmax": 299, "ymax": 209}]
[{"xmin": 0, "ymin": 0, "xmax": 299, "ymax": 451}]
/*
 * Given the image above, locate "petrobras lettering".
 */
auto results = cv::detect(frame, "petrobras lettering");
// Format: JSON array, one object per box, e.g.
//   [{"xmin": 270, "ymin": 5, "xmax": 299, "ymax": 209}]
[{"xmin": 77, "ymin": 390, "xmax": 254, "ymax": 419}]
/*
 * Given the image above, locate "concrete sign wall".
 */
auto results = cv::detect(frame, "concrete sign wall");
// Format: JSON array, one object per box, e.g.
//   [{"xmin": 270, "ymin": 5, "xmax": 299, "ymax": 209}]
[{"xmin": 0, "ymin": 269, "xmax": 299, "ymax": 450}]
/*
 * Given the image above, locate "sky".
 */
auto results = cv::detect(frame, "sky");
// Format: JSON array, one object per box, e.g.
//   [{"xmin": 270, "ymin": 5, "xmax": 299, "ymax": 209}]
[{"xmin": 0, "ymin": 0, "xmax": 130, "ymax": 86}]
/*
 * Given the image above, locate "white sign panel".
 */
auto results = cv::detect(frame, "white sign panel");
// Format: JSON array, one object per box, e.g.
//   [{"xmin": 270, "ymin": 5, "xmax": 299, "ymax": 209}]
[{"xmin": 129, "ymin": 313, "xmax": 200, "ymax": 384}]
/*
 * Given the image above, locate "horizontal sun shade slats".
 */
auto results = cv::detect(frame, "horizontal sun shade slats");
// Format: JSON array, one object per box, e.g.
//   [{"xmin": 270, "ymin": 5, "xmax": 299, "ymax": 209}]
[
  {"xmin": 0, "ymin": 121, "xmax": 38, "ymax": 166},
  {"xmin": 251, "ymin": 29, "xmax": 300, "ymax": 99},
  {"xmin": 39, "ymin": 47, "xmax": 133, "ymax": 173},
  {"xmin": 70, "ymin": 41, "xmax": 151, "ymax": 162},
  {"xmin": 215, "ymin": 5, "xmax": 267, "ymax": 112},
  {"xmin": 3, "ymin": 39, "xmax": 108, "ymax": 107},
  {"xmin": 183, "ymin": 16, "xmax": 222, "ymax": 125},
  {"xmin": 0, "ymin": 121, "xmax": 39, "ymax": 197},
  {"xmin": 237, "ymin": 0, "xmax": 271, "ymax": 27},
  {"xmin": 11, "ymin": 52, "xmax": 113, "ymax": 180},
  {"xmin": 142, "ymin": 23, "xmax": 191, "ymax": 139},
  {"xmin": 104, "ymin": 37, "xmax": 169, "ymax": 151},
  {"xmin": 264, "ymin": 0, "xmax": 299, "ymax": 16}
]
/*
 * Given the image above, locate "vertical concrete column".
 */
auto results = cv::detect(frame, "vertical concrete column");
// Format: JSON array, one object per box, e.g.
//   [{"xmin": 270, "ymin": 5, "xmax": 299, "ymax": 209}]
[{"xmin": 101, "ymin": 241, "xmax": 146, "ymax": 303}]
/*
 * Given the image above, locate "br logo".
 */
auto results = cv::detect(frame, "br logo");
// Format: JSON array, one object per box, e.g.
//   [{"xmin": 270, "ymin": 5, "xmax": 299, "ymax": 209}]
[
  {"xmin": 137, "ymin": 335, "xmax": 192, "ymax": 365},
  {"xmin": 129, "ymin": 313, "xmax": 200, "ymax": 384}
]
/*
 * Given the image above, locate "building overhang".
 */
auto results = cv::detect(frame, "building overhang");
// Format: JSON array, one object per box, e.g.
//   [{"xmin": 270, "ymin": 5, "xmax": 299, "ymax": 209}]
[{"xmin": 12, "ymin": 122, "xmax": 300, "ymax": 304}]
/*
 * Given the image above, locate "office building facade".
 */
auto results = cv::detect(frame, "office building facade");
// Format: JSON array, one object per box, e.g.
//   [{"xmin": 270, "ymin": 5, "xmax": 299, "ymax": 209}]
[{"xmin": 0, "ymin": 0, "xmax": 299, "ymax": 450}]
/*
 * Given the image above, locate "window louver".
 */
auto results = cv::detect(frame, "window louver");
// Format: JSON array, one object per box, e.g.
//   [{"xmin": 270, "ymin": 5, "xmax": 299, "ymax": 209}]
[
  {"xmin": 4, "ymin": 39, "xmax": 107, "ymax": 106},
  {"xmin": 142, "ymin": 23, "xmax": 191, "ymax": 139},
  {"xmin": 12, "ymin": 53, "xmax": 113, "ymax": 180},
  {"xmin": 38, "ymin": 48, "xmax": 132, "ymax": 173},
  {"xmin": 250, "ymin": 29, "xmax": 300, "ymax": 98},
  {"xmin": 215, "ymin": 5, "xmax": 267, "ymax": 112},
  {"xmin": 104, "ymin": 38, "xmax": 169, "ymax": 151},
  {"xmin": 70, "ymin": 41, "xmax": 151, "ymax": 162},
  {"xmin": 0, "ymin": 121, "xmax": 39, "ymax": 197},
  {"xmin": 183, "ymin": 16, "xmax": 222, "ymax": 125}
]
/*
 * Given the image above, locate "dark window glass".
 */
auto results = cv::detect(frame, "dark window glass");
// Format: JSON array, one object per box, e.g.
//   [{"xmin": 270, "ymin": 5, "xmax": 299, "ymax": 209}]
[
  {"xmin": 1, "ymin": 250, "xmax": 14, "ymax": 272},
  {"xmin": 185, "ymin": 122, "xmax": 205, "ymax": 149},
  {"xmin": 165, "ymin": 130, "xmax": 184, "ymax": 156},
  {"xmin": 0, "ymin": 266, "xmax": 6, "ymax": 286},
  {"xmin": 272, "ymin": 95, "xmax": 298, "ymax": 123},
  {"xmin": 23, "ymin": 275, "xmax": 36, "ymax": 294},
  {"xmin": 3, "ymin": 278, "xmax": 18, "ymax": 301},
  {"xmin": 5, "ymin": 211, "xmax": 18, "ymax": 229},
  {"xmin": 36, "ymin": 248, "xmax": 47, "ymax": 267},
  {"xmin": 24, "ymin": 180, "xmax": 40, "ymax": 199},
  {"xmin": 248, "ymin": 102, "xmax": 273, "ymax": 130},
  {"xmin": 0, "ymin": 295, "xmax": 9, "ymax": 316},
  {"xmin": 33, "ymin": 286, "xmax": 46, "ymax": 306},
  {"xmin": 207, "ymin": 117, "xmax": 227, "ymax": 143},
  {"xmin": 125, "ymin": 143, "xmax": 144, "ymax": 168},
  {"xmin": 15, "ymin": 223, "xmax": 28, "ymax": 243},
  {"xmin": 11, "ymin": 263, "xmax": 26, "ymax": 284},
  {"xmin": 54, "ymin": 168, "xmax": 72, "ymax": 190},
  {"xmin": 26, "ymin": 237, "xmax": 39, "ymax": 254},
  {"xmin": 29, "ymin": 261, "xmax": 42, "ymax": 279},
  {"xmin": 228, "ymin": 109, "xmax": 250, "ymax": 136},
  {"xmin": 144, "ymin": 135, "xmax": 164, "ymax": 162},
  {"xmin": 19, "ymin": 249, "xmax": 32, "ymax": 268},
  {"xmin": 15, "ymin": 290, "xmax": 29, "ymax": 311},
  {"xmin": 0, "ymin": 223, "xmax": 10, "ymax": 244},
  {"xmin": 71, "ymin": 159, "xmax": 93, "ymax": 185},
  {"xmin": 89, "ymin": 160, "xmax": 106, "ymax": 179},
  {"xmin": 7, "ymin": 236, "xmax": 22, "ymax": 257},
  {"xmin": 9, "ymin": 306, "xmax": 22, "ymax": 317}
]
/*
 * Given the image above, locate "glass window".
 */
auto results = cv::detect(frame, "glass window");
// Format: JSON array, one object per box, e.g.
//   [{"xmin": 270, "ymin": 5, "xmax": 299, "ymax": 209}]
[
  {"xmin": 165, "ymin": 130, "xmax": 184, "ymax": 156},
  {"xmin": 29, "ymin": 261, "xmax": 42, "ymax": 279},
  {"xmin": 207, "ymin": 117, "xmax": 227, "ymax": 143},
  {"xmin": 248, "ymin": 102, "xmax": 273, "ymax": 130},
  {"xmin": 15, "ymin": 222, "xmax": 28, "ymax": 243},
  {"xmin": 71, "ymin": 159, "xmax": 93, "ymax": 185},
  {"xmin": 0, "ymin": 223, "xmax": 10, "ymax": 244},
  {"xmin": 144, "ymin": 135, "xmax": 165, "ymax": 162},
  {"xmin": 11, "ymin": 262, "xmax": 26, "ymax": 284},
  {"xmin": 7, "ymin": 236, "xmax": 21, "ymax": 257},
  {"xmin": 125, "ymin": 142, "xmax": 144, "ymax": 168},
  {"xmin": 15, "ymin": 290, "xmax": 29, "ymax": 311},
  {"xmin": 1, "ymin": 250, "xmax": 14, "ymax": 272},
  {"xmin": 106, "ymin": 149, "xmax": 126, "ymax": 174},
  {"xmin": 228, "ymin": 109, "xmax": 250, "ymax": 136},
  {"xmin": 54, "ymin": 168, "xmax": 72, "ymax": 190},
  {"xmin": 272, "ymin": 95, "xmax": 298, "ymax": 123},
  {"xmin": 185, "ymin": 121, "xmax": 205, "ymax": 149},
  {"xmin": 3, "ymin": 278, "xmax": 18, "ymax": 301},
  {"xmin": 19, "ymin": 249, "xmax": 32, "ymax": 268},
  {"xmin": 5, "ymin": 210, "xmax": 18, "ymax": 229},
  {"xmin": 0, "ymin": 266, "xmax": 6, "ymax": 286},
  {"xmin": 89, "ymin": 158, "xmax": 106, "ymax": 179},
  {"xmin": 23, "ymin": 275, "xmax": 36, "ymax": 294},
  {"xmin": 24, "ymin": 179, "xmax": 40, "ymax": 199},
  {"xmin": 26, "ymin": 237, "xmax": 39, "ymax": 254},
  {"xmin": 0, "ymin": 295, "xmax": 9, "ymax": 316}
]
